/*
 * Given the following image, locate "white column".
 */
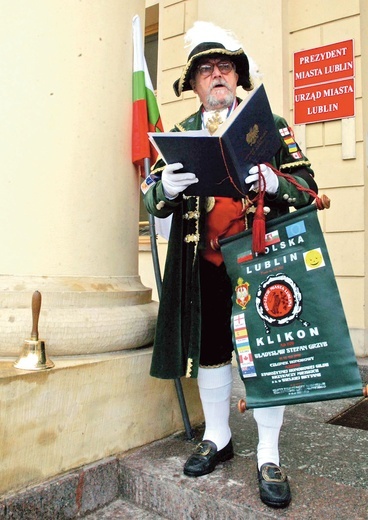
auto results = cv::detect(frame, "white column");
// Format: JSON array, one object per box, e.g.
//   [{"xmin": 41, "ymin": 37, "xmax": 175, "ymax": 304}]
[{"xmin": 0, "ymin": 0, "xmax": 157, "ymax": 355}]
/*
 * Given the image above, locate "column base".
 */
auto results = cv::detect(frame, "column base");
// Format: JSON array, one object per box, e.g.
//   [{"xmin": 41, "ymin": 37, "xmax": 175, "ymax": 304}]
[{"xmin": 0, "ymin": 275, "xmax": 158, "ymax": 356}]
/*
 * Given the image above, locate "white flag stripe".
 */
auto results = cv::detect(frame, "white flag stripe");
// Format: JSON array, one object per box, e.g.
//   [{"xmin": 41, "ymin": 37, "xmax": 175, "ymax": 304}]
[{"xmin": 133, "ymin": 15, "xmax": 155, "ymax": 93}]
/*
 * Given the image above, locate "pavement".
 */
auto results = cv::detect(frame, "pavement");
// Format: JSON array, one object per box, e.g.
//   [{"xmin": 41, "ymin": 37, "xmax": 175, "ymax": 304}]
[
  {"xmin": 1, "ymin": 361, "xmax": 367, "ymax": 519},
  {"xmin": 85, "ymin": 361, "xmax": 368, "ymax": 520}
]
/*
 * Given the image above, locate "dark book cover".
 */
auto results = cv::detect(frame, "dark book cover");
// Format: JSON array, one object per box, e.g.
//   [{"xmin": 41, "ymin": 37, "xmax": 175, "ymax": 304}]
[{"xmin": 149, "ymin": 84, "xmax": 281, "ymax": 197}]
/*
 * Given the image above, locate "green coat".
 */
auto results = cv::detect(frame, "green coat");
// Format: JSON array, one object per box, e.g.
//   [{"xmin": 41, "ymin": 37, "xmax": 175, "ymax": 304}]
[{"xmin": 144, "ymin": 100, "xmax": 317, "ymax": 380}]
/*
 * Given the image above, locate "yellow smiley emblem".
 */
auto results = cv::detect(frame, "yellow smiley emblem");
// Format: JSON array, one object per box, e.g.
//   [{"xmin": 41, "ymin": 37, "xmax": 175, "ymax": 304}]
[{"xmin": 305, "ymin": 249, "xmax": 323, "ymax": 269}]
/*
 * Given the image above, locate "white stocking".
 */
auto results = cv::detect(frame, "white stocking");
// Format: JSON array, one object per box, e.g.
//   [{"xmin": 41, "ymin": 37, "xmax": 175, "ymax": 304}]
[
  {"xmin": 197, "ymin": 364, "xmax": 233, "ymax": 450},
  {"xmin": 253, "ymin": 406, "xmax": 285, "ymax": 469}
]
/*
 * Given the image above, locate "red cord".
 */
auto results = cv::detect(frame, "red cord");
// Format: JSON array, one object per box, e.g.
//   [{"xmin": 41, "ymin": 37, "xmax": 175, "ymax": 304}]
[{"xmin": 251, "ymin": 163, "xmax": 330, "ymax": 254}]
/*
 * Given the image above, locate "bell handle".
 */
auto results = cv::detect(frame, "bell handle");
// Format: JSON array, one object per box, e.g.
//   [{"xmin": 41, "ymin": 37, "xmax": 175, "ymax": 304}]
[{"xmin": 31, "ymin": 290, "xmax": 42, "ymax": 341}]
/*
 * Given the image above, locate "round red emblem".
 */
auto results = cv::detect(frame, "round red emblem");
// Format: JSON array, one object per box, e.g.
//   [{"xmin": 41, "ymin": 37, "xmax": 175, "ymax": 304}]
[{"xmin": 256, "ymin": 273, "xmax": 308, "ymax": 332}]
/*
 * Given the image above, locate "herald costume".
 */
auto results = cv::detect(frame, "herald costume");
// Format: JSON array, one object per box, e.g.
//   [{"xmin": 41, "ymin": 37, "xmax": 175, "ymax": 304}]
[
  {"xmin": 142, "ymin": 21, "xmax": 318, "ymax": 509},
  {"xmin": 144, "ymin": 109, "xmax": 317, "ymax": 379}
]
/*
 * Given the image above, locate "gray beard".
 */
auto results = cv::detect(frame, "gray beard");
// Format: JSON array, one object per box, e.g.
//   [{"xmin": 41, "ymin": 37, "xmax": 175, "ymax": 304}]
[{"xmin": 205, "ymin": 90, "xmax": 235, "ymax": 110}]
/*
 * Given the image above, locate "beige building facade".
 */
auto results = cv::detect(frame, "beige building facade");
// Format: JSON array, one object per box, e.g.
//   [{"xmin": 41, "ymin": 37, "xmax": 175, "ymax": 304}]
[{"xmin": 142, "ymin": 0, "xmax": 368, "ymax": 358}]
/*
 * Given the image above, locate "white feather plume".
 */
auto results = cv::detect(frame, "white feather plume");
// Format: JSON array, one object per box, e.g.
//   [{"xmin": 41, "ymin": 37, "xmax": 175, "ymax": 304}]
[
  {"xmin": 184, "ymin": 21, "xmax": 242, "ymax": 53},
  {"xmin": 184, "ymin": 21, "xmax": 261, "ymax": 81}
]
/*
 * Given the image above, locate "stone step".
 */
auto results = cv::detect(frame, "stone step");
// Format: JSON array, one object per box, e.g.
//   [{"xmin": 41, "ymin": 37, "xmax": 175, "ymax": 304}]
[
  {"xmin": 113, "ymin": 364, "xmax": 368, "ymax": 520},
  {"xmin": 1, "ymin": 363, "xmax": 367, "ymax": 519},
  {"xmin": 117, "ymin": 425, "xmax": 368, "ymax": 520},
  {"xmin": 83, "ymin": 498, "xmax": 169, "ymax": 519}
]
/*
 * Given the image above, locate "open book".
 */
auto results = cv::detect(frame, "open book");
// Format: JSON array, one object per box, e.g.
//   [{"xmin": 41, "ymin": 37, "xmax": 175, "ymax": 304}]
[{"xmin": 149, "ymin": 84, "xmax": 281, "ymax": 197}]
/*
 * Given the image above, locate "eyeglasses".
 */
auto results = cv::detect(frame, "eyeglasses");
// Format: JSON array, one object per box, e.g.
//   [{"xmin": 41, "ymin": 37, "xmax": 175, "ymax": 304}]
[{"xmin": 196, "ymin": 61, "xmax": 235, "ymax": 78}]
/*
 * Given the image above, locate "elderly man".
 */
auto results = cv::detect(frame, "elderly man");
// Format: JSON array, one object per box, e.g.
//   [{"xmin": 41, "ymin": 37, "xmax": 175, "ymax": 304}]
[{"xmin": 142, "ymin": 21, "xmax": 318, "ymax": 509}]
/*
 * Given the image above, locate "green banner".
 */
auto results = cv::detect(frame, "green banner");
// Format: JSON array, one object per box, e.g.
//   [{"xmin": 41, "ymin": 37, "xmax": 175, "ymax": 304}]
[{"xmin": 220, "ymin": 205, "xmax": 363, "ymax": 408}]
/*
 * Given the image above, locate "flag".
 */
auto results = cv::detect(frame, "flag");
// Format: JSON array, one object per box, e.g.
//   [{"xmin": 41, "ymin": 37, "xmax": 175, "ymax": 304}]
[{"xmin": 132, "ymin": 15, "xmax": 163, "ymax": 173}]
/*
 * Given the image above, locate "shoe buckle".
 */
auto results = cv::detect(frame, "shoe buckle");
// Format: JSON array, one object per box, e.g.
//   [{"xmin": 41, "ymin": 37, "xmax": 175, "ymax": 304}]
[
  {"xmin": 194, "ymin": 442, "xmax": 211, "ymax": 456},
  {"xmin": 261, "ymin": 464, "xmax": 287, "ymax": 483}
]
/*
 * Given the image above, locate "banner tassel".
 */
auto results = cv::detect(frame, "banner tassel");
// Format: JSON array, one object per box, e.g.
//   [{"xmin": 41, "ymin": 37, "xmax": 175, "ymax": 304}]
[
  {"xmin": 251, "ymin": 163, "xmax": 331, "ymax": 255},
  {"xmin": 251, "ymin": 165, "xmax": 267, "ymax": 255}
]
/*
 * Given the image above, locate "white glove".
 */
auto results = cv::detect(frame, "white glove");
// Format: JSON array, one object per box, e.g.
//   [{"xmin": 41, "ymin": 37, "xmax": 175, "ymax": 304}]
[
  {"xmin": 161, "ymin": 162, "xmax": 199, "ymax": 199},
  {"xmin": 245, "ymin": 164, "xmax": 279, "ymax": 195}
]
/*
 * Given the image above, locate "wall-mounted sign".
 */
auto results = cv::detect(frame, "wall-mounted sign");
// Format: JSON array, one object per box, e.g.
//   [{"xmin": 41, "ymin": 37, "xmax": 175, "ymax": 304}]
[{"xmin": 294, "ymin": 39, "xmax": 355, "ymax": 124}]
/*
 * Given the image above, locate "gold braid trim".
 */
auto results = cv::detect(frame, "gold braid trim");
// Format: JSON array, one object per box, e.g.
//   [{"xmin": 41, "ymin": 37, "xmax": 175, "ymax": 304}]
[
  {"xmin": 182, "ymin": 196, "xmax": 200, "ymax": 262},
  {"xmin": 279, "ymin": 160, "xmax": 311, "ymax": 171},
  {"xmin": 183, "ymin": 210, "xmax": 200, "ymax": 220},
  {"xmin": 193, "ymin": 197, "xmax": 200, "ymax": 260},
  {"xmin": 199, "ymin": 360, "xmax": 233, "ymax": 369},
  {"xmin": 156, "ymin": 200, "xmax": 165, "ymax": 210},
  {"xmin": 186, "ymin": 358, "xmax": 193, "ymax": 378},
  {"xmin": 184, "ymin": 234, "xmax": 200, "ymax": 243},
  {"xmin": 151, "ymin": 164, "xmax": 165, "ymax": 176}
]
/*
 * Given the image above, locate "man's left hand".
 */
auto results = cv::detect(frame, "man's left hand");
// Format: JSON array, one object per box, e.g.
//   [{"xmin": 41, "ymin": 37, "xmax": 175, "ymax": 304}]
[{"xmin": 245, "ymin": 164, "xmax": 279, "ymax": 195}]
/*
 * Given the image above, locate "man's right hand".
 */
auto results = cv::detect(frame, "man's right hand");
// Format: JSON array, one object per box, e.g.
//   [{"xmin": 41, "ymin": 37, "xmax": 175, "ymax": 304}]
[{"xmin": 161, "ymin": 163, "xmax": 199, "ymax": 199}]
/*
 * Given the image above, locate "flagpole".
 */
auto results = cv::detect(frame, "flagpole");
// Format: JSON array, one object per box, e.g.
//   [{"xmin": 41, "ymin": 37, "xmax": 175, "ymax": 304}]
[
  {"xmin": 144, "ymin": 161, "xmax": 162, "ymax": 300},
  {"xmin": 133, "ymin": 14, "xmax": 193, "ymax": 440},
  {"xmin": 144, "ymin": 158, "xmax": 194, "ymax": 441}
]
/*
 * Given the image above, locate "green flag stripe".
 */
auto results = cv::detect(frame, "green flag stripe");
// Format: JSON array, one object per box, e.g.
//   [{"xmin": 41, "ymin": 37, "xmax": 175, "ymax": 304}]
[
  {"xmin": 133, "ymin": 70, "xmax": 146, "ymax": 102},
  {"xmin": 146, "ymin": 87, "xmax": 160, "ymax": 126}
]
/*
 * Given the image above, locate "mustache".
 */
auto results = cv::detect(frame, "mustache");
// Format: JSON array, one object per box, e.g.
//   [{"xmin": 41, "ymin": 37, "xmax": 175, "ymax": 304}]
[{"xmin": 209, "ymin": 78, "xmax": 231, "ymax": 90}]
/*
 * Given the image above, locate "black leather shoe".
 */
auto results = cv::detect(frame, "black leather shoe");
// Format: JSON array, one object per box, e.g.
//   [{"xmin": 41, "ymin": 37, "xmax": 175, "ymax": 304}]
[
  {"xmin": 257, "ymin": 463, "xmax": 291, "ymax": 508},
  {"xmin": 183, "ymin": 439, "xmax": 234, "ymax": 477}
]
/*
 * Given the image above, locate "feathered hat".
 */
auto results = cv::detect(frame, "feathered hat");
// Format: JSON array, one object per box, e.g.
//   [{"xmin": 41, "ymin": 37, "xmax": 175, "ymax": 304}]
[{"xmin": 173, "ymin": 21, "xmax": 259, "ymax": 97}]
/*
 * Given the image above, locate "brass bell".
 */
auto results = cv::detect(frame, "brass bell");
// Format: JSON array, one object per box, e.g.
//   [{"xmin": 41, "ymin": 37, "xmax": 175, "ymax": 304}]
[{"xmin": 13, "ymin": 290, "xmax": 54, "ymax": 370}]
